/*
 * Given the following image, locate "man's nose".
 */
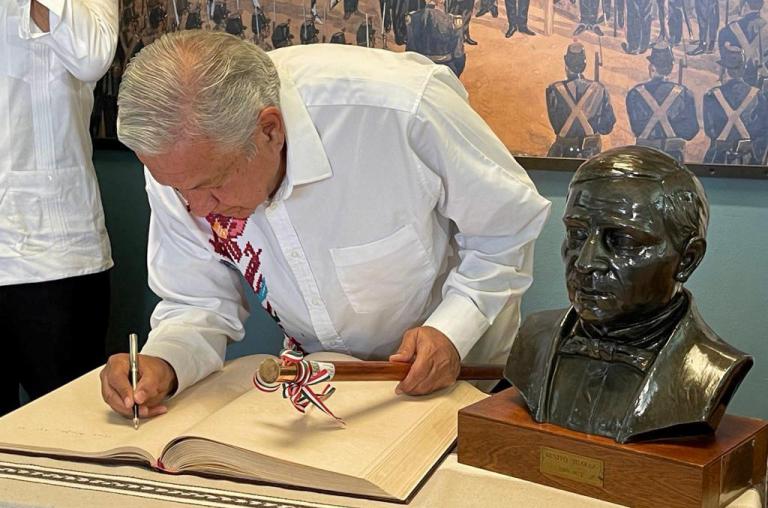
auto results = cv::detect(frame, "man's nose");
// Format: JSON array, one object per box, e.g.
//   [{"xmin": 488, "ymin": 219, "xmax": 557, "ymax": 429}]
[{"xmin": 573, "ymin": 230, "xmax": 609, "ymax": 273}]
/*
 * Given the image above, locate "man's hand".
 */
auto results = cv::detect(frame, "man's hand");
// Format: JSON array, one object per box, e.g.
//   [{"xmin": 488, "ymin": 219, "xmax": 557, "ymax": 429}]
[
  {"xmin": 389, "ymin": 326, "xmax": 461, "ymax": 395},
  {"xmin": 100, "ymin": 354, "xmax": 178, "ymax": 419},
  {"xmin": 30, "ymin": 0, "xmax": 50, "ymax": 32}
]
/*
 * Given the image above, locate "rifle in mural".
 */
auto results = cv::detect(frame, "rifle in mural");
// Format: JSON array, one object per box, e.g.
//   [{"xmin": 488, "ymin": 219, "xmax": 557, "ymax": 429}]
[
  {"xmin": 679, "ymin": 38, "xmax": 688, "ymax": 84},
  {"xmin": 758, "ymin": 30, "xmax": 767, "ymax": 89},
  {"xmin": 594, "ymin": 37, "xmax": 603, "ymax": 82},
  {"xmin": 382, "ymin": 1, "xmax": 388, "ymax": 49},
  {"xmin": 681, "ymin": 0, "xmax": 693, "ymax": 39},
  {"xmin": 171, "ymin": 0, "xmax": 180, "ymax": 30}
]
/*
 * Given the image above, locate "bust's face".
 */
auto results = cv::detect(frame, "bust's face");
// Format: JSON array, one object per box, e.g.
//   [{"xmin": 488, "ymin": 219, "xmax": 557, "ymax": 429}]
[{"xmin": 562, "ymin": 177, "xmax": 683, "ymax": 327}]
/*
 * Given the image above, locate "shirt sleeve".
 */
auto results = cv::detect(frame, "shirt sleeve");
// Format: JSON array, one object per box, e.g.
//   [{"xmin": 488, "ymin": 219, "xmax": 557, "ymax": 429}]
[
  {"xmin": 140, "ymin": 169, "xmax": 251, "ymax": 396},
  {"xmin": 408, "ymin": 66, "xmax": 551, "ymax": 359},
  {"xmin": 16, "ymin": 0, "xmax": 118, "ymax": 82}
]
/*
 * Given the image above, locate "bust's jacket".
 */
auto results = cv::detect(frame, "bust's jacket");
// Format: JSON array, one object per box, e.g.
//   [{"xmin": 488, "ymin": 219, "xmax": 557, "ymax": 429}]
[{"xmin": 504, "ymin": 291, "xmax": 753, "ymax": 443}]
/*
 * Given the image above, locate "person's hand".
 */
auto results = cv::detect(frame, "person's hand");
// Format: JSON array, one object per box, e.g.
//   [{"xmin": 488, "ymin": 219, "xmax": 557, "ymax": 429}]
[
  {"xmin": 389, "ymin": 326, "xmax": 461, "ymax": 395},
  {"xmin": 100, "ymin": 353, "xmax": 178, "ymax": 419}
]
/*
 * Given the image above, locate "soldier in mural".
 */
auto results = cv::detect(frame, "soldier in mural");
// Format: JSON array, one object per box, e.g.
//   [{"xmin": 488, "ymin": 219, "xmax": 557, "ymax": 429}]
[
  {"xmin": 626, "ymin": 42, "xmax": 699, "ymax": 162},
  {"xmin": 301, "ymin": 14, "xmax": 320, "ymax": 43},
  {"xmin": 667, "ymin": 0, "xmax": 691, "ymax": 46},
  {"xmin": 503, "ymin": 0, "xmax": 535, "ymax": 37},
  {"xmin": 689, "ymin": 0, "xmax": 719, "ymax": 54},
  {"xmin": 148, "ymin": 0, "xmax": 168, "ymax": 32},
  {"xmin": 474, "ymin": 0, "xmax": 498, "ymax": 19},
  {"xmin": 574, "ymin": 0, "xmax": 605, "ymax": 36},
  {"xmin": 622, "ymin": 0, "xmax": 652, "ymax": 54},
  {"xmin": 598, "ymin": 0, "xmax": 624, "ymax": 31},
  {"xmin": 98, "ymin": 0, "xmax": 764, "ymax": 168},
  {"xmin": 357, "ymin": 17, "xmax": 377, "ymax": 45},
  {"xmin": 225, "ymin": 10, "xmax": 247, "ymax": 36},
  {"xmin": 445, "ymin": 0, "xmax": 477, "ymax": 44},
  {"xmin": 393, "ymin": 0, "xmax": 425, "ymax": 44},
  {"xmin": 405, "ymin": 3, "xmax": 465, "ymax": 76},
  {"xmin": 381, "ymin": 0, "xmax": 394, "ymax": 36},
  {"xmin": 717, "ymin": 0, "xmax": 768, "ymax": 87},
  {"xmin": 251, "ymin": 4, "xmax": 271, "ymax": 44},
  {"xmin": 545, "ymin": 43, "xmax": 616, "ymax": 157},
  {"xmin": 344, "ymin": 0, "xmax": 361, "ymax": 19},
  {"xmin": 185, "ymin": 1, "xmax": 204, "ymax": 28},
  {"xmin": 272, "ymin": 20, "xmax": 295, "ymax": 47},
  {"xmin": 330, "ymin": 30, "xmax": 348, "ymax": 42},
  {"xmin": 212, "ymin": 0, "xmax": 229, "ymax": 28},
  {"xmin": 310, "ymin": 0, "xmax": 322, "ymax": 23},
  {"xmin": 122, "ymin": 0, "xmax": 139, "ymax": 27},
  {"xmin": 703, "ymin": 43, "xmax": 768, "ymax": 164}
]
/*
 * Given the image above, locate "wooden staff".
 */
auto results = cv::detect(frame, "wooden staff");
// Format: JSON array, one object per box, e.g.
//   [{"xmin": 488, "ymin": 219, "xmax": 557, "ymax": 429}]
[{"xmin": 257, "ymin": 357, "xmax": 504, "ymax": 384}]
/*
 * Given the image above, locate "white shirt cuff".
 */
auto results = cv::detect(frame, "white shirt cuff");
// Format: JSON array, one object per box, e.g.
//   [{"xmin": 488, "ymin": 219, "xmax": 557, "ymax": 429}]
[
  {"xmin": 423, "ymin": 292, "xmax": 490, "ymax": 360},
  {"xmin": 140, "ymin": 331, "xmax": 224, "ymax": 397}
]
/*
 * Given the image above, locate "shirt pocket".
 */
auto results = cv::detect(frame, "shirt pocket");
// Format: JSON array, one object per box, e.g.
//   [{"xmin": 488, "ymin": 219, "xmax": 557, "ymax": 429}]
[
  {"xmin": 330, "ymin": 224, "xmax": 437, "ymax": 314},
  {"xmin": 2, "ymin": 13, "xmax": 31, "ymax": 81}
]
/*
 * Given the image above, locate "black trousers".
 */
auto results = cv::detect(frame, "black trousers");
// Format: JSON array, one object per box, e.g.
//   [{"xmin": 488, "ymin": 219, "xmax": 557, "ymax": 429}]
[
  {"xmin": 505, "ymin": 0, "xmax": 531, "ymax": 28},
  {"xmin": 0, "ymin": 271, "xmax": 111, "ymax": 416},
  {"xmin": 694, "ymin": 0, "xmax": 718, "ymax": 47}
]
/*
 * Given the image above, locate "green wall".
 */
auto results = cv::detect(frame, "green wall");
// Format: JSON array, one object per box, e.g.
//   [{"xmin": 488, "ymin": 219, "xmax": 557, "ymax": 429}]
[{"xmin": 95, "ymin": 150, "xmax": 768, "ymax": 419}]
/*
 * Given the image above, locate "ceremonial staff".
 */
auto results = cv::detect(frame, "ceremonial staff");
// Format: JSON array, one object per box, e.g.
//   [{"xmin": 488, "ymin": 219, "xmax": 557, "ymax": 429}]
[
  {"xmin": 254, "ymin": 350, "xmax": 504, "ymax": 423},
  {"xmin": 257, "ymin": 357, "xmax": 504, "ymax": 384}
]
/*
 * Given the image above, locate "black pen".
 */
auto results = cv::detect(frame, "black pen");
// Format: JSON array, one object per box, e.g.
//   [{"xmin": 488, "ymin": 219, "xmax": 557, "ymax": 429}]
[{"xmin": 129, "ymin": 333, "xmax": 140, "ymax": 430}]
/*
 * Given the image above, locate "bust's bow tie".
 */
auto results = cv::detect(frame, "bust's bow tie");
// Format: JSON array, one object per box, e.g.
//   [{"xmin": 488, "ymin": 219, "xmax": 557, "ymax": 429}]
[{"xmin": 559, "ymin": 335, "xmax": 656, "ymax": 372}]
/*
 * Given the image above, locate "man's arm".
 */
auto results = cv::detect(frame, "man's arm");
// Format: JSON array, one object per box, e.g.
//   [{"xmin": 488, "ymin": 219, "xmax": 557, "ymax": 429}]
[
  {"xmin": 101, "ymin": 169, "xmax": 251, "ymax": 418},
  {"xmin": 18, "ymin": 0, "xmax": 118, "ymax": 82},
  {"xmin": 141, "ymin": 169, "xmax": 251, "ymax": 395},
  {"xmin": 393, "ymin": 66, "xmax": 551, "ymax": 393}
]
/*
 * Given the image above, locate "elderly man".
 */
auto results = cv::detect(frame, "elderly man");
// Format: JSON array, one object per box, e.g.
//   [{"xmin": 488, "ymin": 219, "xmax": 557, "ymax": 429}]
[
  {"xmin": 505, "ymin": 146, "xmax": 751, "ymax": 443},
  {"xmin": 100, "ymin": 31, "xmax": 550, "ymax": 419}
]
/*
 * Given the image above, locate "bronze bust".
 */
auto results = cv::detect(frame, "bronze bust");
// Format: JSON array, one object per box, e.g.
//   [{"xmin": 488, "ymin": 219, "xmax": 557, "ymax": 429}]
[{"xmin": 505, "ymin": 146, "xmax": 752, "ymax": 443}]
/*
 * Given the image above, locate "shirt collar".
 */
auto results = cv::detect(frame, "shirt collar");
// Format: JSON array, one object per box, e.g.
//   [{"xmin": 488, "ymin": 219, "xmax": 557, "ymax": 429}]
[{"xmin": 270, "ymin": 63, "xmax": 333, "ymax": 202}]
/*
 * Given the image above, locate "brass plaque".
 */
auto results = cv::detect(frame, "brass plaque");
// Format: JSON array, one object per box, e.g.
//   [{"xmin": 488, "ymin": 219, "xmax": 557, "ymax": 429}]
[{"xmin": 540, "ymin": 447, "xmax": 604, "ymax": 487}]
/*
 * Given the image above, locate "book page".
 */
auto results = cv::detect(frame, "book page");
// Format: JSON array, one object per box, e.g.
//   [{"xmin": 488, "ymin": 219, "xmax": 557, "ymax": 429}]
[
  {"xmin": 164, "ymin": 354, "xmax": 485, "ymax": 497},
  {"xmin": 0, "ymin": 354, "xmax": 269, "ymax": 463}
]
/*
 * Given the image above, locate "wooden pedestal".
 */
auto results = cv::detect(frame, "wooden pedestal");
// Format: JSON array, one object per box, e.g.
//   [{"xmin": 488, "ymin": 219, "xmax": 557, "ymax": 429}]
[{"xmin": 458, "ymin": 388, "xmax": 768, "ymax": 508}]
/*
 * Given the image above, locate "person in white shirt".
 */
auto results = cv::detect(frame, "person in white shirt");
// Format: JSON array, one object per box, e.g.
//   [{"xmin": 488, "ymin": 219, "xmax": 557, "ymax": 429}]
[
  {"xmin": 100, "ymin": 30, "xmax": 551, "ymax": 419},
  {"xmin": 0, "ymin": 0, "xmax": 117, "ymax": 415}
]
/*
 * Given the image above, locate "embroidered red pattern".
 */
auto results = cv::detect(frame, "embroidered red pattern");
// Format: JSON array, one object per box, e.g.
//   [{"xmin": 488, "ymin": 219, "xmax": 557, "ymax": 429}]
[{"xmin": 205, "ymin": 213, "xmax": 302, "ymax": 352}]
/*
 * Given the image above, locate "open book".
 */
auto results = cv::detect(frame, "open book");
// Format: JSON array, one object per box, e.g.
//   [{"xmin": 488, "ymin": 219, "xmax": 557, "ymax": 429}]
[{"xmin": 0, "ymin": 353, "xmax": 486, "ymax": 501}]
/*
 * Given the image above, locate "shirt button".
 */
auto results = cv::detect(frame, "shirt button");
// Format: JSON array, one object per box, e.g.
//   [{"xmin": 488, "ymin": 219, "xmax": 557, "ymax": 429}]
[
  {"xmin": 291, "ymin": 250, "xmax": 300, "ymax": 258},
  {"xmin": 311, "ymin": 298, "xmax": 321, "ymax": 306}
]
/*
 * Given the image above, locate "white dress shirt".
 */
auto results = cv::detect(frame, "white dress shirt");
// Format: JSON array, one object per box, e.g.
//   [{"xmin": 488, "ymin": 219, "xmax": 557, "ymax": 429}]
[
  {"xmin": 141, "ymin": 45, "xmax": 551, "ymax": 394},
  {"xmin": 0, "ymin": 0, "xmax": 116, "ymax": 285}
]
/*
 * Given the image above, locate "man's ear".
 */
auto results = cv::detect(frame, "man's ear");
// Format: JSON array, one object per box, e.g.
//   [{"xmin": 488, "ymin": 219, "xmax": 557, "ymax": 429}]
[
  {"xmin": 254, "ymin": 106, "xmax": 285, "ymax": 150},
  {"xmin": 675, "ymin": 236, "xmax": 706, "ymax": 283}
]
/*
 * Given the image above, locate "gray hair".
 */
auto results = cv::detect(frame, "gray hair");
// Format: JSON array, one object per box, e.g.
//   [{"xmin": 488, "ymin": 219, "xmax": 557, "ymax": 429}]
[{"xmin": 117, "ymin": 30, "xmax": 281, "ymax": 155}]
